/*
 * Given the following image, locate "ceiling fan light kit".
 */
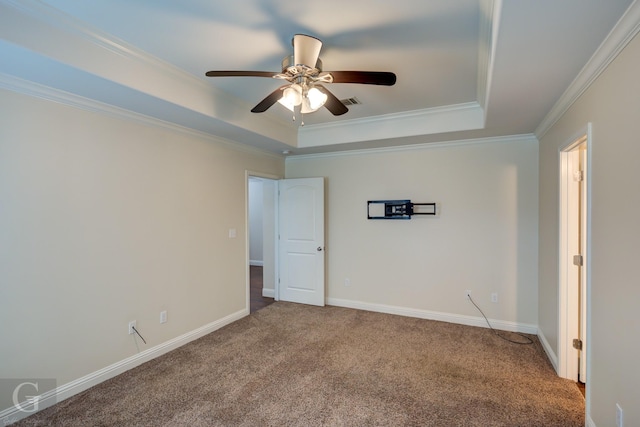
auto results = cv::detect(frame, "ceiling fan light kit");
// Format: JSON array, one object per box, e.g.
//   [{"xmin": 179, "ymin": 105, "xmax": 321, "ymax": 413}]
[
  {"xmin": 205, "ymin": 34, "xmax": 396, "ymax": 121},
  {"xmin": 278, "ymin": 83, "xmax": 328, "ymax": 113}
]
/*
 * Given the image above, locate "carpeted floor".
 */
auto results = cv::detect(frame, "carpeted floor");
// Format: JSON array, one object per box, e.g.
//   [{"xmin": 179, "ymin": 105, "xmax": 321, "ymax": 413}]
[{"xmin": 15, "ymin": 302, "xmax": 584, "ymax": 426}]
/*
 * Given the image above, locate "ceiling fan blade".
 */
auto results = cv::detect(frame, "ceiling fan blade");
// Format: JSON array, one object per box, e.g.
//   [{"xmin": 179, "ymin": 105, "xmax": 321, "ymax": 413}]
[
  {"xmin": 315, "ymin": 85, "xmax": 348, "ymax": 116},
  {"xmin": 251, "ymin": 85, "xmax": 288, "ymax": 113},
  {"xmin": 293, "ymin": 34, "xmax": 322, "ymax": 68},
  {"xmin": 327, "ymin": 71, "xmax": 396, "ymax": 86},
  {"xmin": 205, "ymin": 71, "xmax": 276, "ymax": 78}
]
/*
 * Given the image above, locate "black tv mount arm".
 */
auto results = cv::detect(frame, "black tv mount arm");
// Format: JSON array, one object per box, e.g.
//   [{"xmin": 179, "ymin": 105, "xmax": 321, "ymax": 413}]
[{"xmin": 367, "ymin": 200, "xmax": 437, "ymax": 220}]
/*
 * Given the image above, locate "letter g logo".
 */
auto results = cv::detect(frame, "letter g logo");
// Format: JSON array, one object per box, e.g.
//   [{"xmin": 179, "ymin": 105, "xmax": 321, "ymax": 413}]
[{"xmin": 12, "ymin": 382, "xmax": 40, "ymax": 413}]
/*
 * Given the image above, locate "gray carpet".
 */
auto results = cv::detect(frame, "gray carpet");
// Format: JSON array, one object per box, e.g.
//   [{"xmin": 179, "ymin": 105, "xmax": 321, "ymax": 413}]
[{"xmin": 16, "ymin": 302, "xmax": 584, "ymax": 426}]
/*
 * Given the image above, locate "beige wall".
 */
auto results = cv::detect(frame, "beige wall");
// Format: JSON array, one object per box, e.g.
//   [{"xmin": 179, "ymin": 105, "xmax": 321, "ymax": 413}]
[
  {"xmin": 538, "ymin": 33, "xmax": 640, "ymax": 426},
  {"xmin": 286, "ymin": 137, "xmax": 539, "ymax": 329},
  {"xmin": 0, "ymin": 89, "xmax": 284, "ymax": 413}
]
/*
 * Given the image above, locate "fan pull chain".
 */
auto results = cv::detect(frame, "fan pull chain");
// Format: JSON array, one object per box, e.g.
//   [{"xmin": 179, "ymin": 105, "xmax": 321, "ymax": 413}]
[{"xmin": 291, "ymin": 111, "xmax": 305, "ymax": 126}]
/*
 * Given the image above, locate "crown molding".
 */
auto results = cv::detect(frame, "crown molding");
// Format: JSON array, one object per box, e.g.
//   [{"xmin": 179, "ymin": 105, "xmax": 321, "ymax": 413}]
[
  {"xmin": 296, "ymin": 0, "xmax": 500, "ymax": 149},
  {"xmin": 535, "ymin": 0, "xmax": 640, "ymax": 138},
  {"xmin": 297, "ymin": 102, "xmax": 485, "ymax": 148},
  {"xmin": 0, "ymin": 0, "xmax": 497, "ymax": 152},
  {"xmin": 287, "ymin": 133, "xmax": 537, "ymax": 161},
  {"xmin": 0, "ymin": 73, "xmax": 284, "ymax": 161},
  {"xmin": 1, "ymin": 0, "xmax": 208, "ymax": 90},
  {"xmin": 0, "ymin": 0, "xmax": 297, "ymax": 148}
]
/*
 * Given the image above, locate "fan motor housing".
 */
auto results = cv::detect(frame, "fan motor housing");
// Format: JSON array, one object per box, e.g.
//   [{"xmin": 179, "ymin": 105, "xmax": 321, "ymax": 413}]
[{"xmin": 282, "ymin": 55, "xmax": 323, "ymax": 75}]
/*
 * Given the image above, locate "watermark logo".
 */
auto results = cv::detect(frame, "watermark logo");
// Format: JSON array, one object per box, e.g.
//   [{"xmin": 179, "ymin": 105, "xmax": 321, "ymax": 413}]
[
  {"xmin": 1, "ymin": 378, "xmax": 56, "ymax": 417},
  {"xmin": 13, "ymin": 382, "xmax": 40, "ymax": 413}
]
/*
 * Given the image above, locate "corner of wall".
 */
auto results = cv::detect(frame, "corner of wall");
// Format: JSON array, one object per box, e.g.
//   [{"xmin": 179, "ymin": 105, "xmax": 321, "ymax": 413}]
[{"xmin": 537, "ymin": 328, "xmax": 559, "ymax": 373}]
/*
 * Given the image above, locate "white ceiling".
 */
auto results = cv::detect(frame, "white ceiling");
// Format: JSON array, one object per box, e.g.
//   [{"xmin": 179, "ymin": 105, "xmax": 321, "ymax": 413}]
[{"xmin": 0, "ymin": 0, "xmax": 636, "ymax": 155}]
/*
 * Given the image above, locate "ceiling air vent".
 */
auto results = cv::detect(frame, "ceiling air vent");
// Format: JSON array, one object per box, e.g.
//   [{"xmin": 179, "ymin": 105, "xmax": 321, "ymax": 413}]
[{"xmin": 340, "ymin": 97, "xmax": 362, "ymax": 106}]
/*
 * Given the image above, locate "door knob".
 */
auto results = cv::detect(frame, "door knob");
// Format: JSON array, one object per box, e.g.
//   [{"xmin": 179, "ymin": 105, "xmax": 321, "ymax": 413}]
[{"xmin": 317, "ymin": 247, "xmax": 323, "ymax": 252}]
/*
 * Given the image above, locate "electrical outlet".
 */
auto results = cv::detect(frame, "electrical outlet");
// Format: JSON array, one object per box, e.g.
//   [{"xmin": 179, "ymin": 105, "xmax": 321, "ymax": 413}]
[
  {"xmin": 344, "ymin": 278, "xmax": 351, "ymax": 287},
  {"xmin": 491, "ymin": 293, "xmax": 498, "ymax": 303},
  {"xmin": 616, "ymin": 403, "xmax": 623, "ymax": 427},
  {"xmin": 465, "ymin": 290, "xmax": 472, "ymax": 299},
  {"xmin": 160, "ymin": 310, "xmax": 167, "ymax": 324},
  {"xmin": 128, "ymin": 320, "xmax": 137, "ymax": 335}
]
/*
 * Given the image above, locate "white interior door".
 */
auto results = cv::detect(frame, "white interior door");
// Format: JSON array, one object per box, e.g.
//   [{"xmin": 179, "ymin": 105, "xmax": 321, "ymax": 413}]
[
  {"xmin": 278, "ymin": 177, "xmax": 325, "ymax": 306},
  {"xmin": 567, "ymin": 148, "xmax": 581, "ymax": 382},
  {"xmin": 558, "ymin": 126, "xmax": 590, "ymax": 384},
  {"xmin": 569, "ymin": 143, "xmax": 588, "ymax": 383},
  {"xmin": 578, "ymin": 144, "xmax": 588, "ymax": 383}
]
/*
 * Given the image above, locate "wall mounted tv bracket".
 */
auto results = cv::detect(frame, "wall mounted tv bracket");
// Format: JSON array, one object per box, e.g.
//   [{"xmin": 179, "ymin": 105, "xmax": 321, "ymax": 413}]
[{"xmin": 367, "ymin": 200, "xmax": 437, "ymax": 220}]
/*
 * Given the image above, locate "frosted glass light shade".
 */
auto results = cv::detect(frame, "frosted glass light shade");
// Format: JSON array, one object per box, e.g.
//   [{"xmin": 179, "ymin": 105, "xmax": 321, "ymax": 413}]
[
  {"xmin": 277, "ymin": 84, "xmax": 302, "ymax": 111},
  {"xmin": 278, "ymin": 84, "xmax": 327, "ymax": 114},
  {"xmin": 302, "ymin": 87, "xmax": 328, "ymax": 113}
]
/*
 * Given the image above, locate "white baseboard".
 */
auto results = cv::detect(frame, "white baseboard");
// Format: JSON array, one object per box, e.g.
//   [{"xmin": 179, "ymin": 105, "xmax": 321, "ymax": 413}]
[
  {"xmin": 0, "ymin": 308, "xmax": 248, "ymax": 426},
  {"xmin": 586, "ymin": 415, "xmax": 596, "ymax": 427},
  {"xmin": 249, "ymin": 260, "xmax": 264, "ymax": 266},
  {"xmin": 262, "ymin": 288, "xmax": 275, "ymax": 298},
  {"xmin": 537, "ymin": 330, "xmax": 559, "ymax": 373},
  {"xmin": 326, "ymin": 297, "xmax": 538, "ymax": 334}
]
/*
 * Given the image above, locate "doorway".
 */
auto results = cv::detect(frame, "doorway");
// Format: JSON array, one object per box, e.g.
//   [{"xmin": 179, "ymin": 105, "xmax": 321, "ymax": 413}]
[
  {"xmin": 246, "ymin": 174, "xmax": 327, "ymax": 311},
  {"xmin": 247, "ymin": 174, "xmax": 278, "ymax": 313},
  {"xmin": 558, "ymin": 125, "xmax": 590, "ymax": 392}
]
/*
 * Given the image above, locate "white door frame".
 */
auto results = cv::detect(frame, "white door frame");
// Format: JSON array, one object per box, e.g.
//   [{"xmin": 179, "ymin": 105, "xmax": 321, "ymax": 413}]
[
  {"xmin": 558, "ymin": 123, "xmax": 591, "ymax": 386},
  {"xmin": 246, "ymin": 170, "xmax": 282, "ymax": 311}
]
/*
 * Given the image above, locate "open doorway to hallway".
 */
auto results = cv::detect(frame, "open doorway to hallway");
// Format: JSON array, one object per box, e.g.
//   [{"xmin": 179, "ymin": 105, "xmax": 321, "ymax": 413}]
[
  {"xmin": 249, "ymin": 265, "xmax": 273, "ymax": 313},
  {"xmin": 248, "ymin": 175, "xmax": 277, "ymax": 313}
]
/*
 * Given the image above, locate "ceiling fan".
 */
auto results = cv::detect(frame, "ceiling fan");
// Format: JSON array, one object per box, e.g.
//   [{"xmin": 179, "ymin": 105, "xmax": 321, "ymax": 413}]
[{"xmin": 205, "ymin": 34, "xmax": 396, "ymax": 119}]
